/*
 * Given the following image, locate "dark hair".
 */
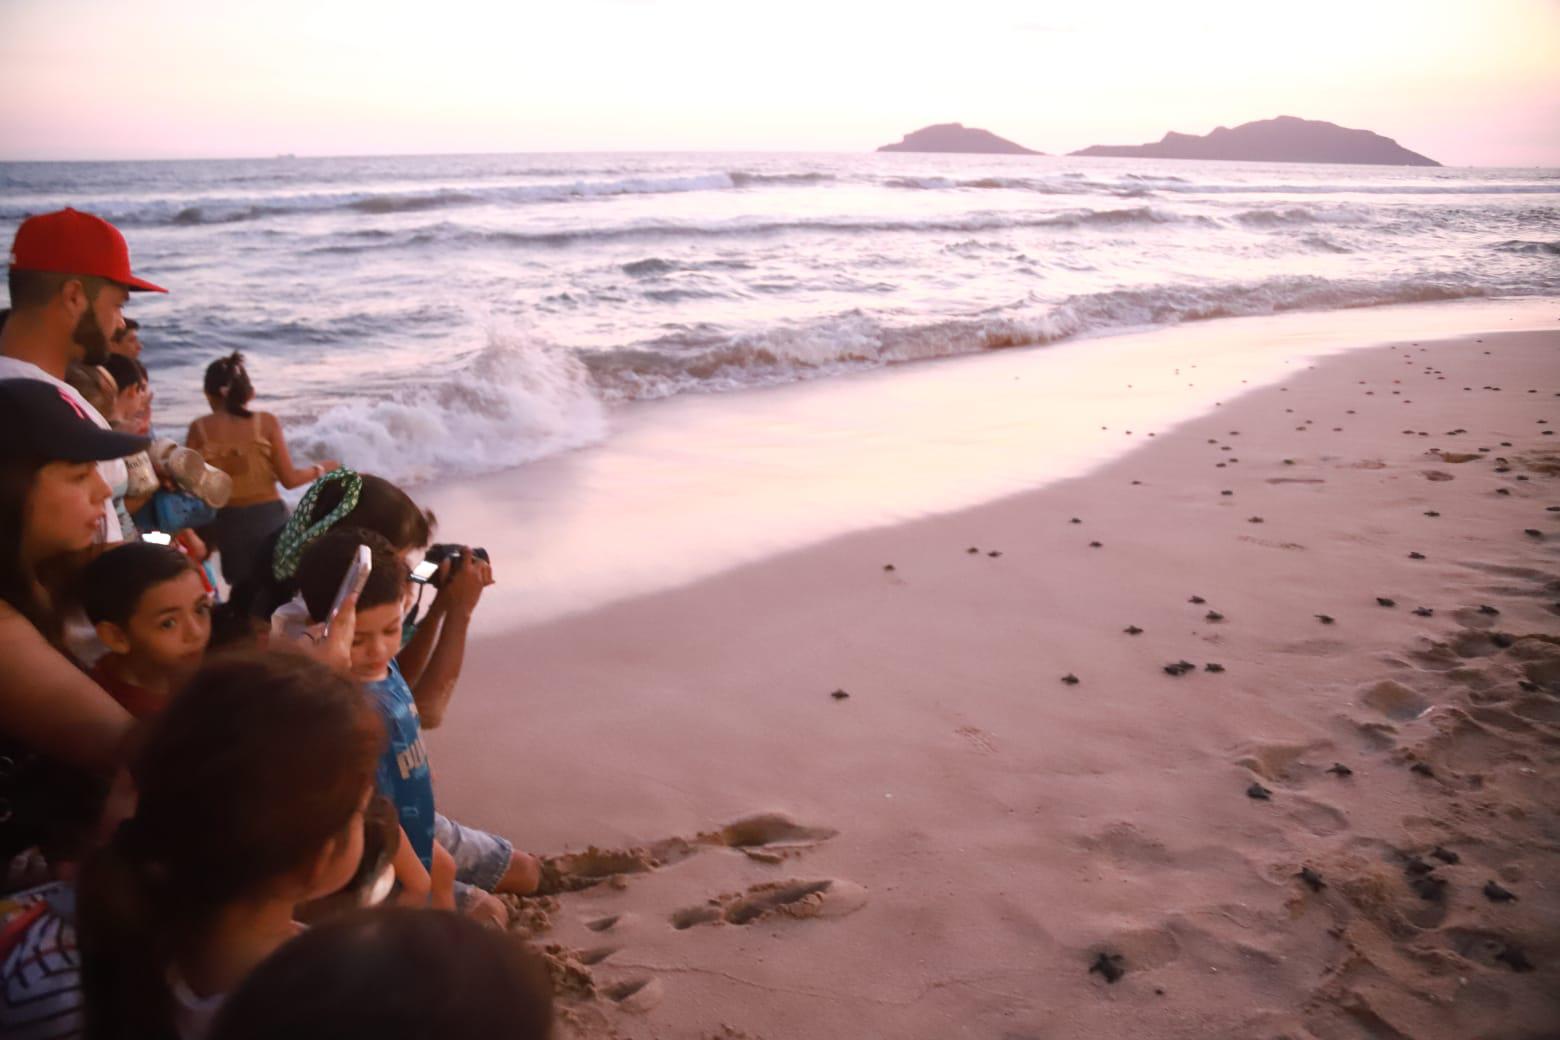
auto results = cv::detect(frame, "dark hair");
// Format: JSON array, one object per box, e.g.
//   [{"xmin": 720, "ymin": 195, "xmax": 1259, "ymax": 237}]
[
  {"xmin": 0, "ymin": 453, "xmax": 63, "ymax": 644},
  {"xmin": 204, "ymin": 351, "xmax": 254, "ymax": 418},
  {"xmin": 308, "ymin": 474, "xmax": 434, "ymax": 554},
  {"xmin": 80, "ymin": 542, "xmax": 196, "ymax": 628},
  {"xmin": 7, "ymin": 269, "xmax": 107, "ymax": 311},
  {"xmin": 209, "ymin": 908, "xmax": 554, "ymax": 1040},
  {"xmin": 79, "ymin": 650, "xmax": 384, "ymax": 1040},
  {"xmin": 237, "ymin": 474, "xmax": 433, "ymax": 624},
  {"xmin": 112, "ymin": 317, "xmax": 140, "ymax": 340},
  {"xmin": 102, "ymin": 353, "xmax": 148, "ymax": 394},
  {"xmin": 297, "ymin": 528, "xmax": 409, "ymax": 623}
]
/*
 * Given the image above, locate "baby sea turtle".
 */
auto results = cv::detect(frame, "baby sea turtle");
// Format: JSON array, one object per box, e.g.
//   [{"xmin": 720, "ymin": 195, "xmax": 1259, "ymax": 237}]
[
  {"xmin": 830, "ymin": 689, "xmax": 850, "ymax": 701},
  {"xmin": 1247, "ymin": 516, "xmax": 1264, "ymax": 524},
  {"xmin": 1070, "ymin": 517, "xmax": 1082, "ymax": 524},
  {"xmin": 1061, "ymin": 673, "xmax": 1080, "ymax": 686},
  {"xmin": 1524, "ymin": 529, "xmax": 1543, "ymax": 539},
  {"xmin": 1495, "ymin": 945, "xmax": 1535, "ymax": 973},
  {"xmin": 1205, "ymin": 611, "xmax": 1224, "ymax": 622},
  {"xmin": 1189, "ymin": 595, "xmax": 1206, "ymax": 605},
  {"xmin": 1376, "ymin": 597, "xmax": 1397, "ymax": 608},
  {"xmin": 1424, "ymin": 511, "xmax": 1440, "ymax": 517},
  {"xmin": 1315, "ymin": 614, "xmax": 1335, "ymax": 625},
  {"xmin": 1491, "ymin": 633, "xmax": 1513, "ymax": 648},
  {"xmin": 1123, "ymin": 625, "xmax": 1143, "ymax": 635},
  {"xmin": 1411, "ymin": 875, "xmax": 1447, "ymax": 902},
  {"xmin": 1297, "ymin": 867, "xmax": 1325, "ymax": 892},
  {"xmin": 883, "ymin": 564, "xmax": 896, "ymax": 572},
  {"xmin": 1089, "ymin": 541, "xmax": 1102, "ymax": 548},
  {"xmin": 1477, "ymin": 604, "xmax": 1501, "ymax": 616},
  {"xmin": 1412, "ymin": 607, "xmax": 1434, "ymax": 617},
  {"xmin": 988, "ymin": 550, "xmax": 1003, "ymax": 557},
  {"xmin": 1088, "ymin": 952, "xmax": 1125, "ymax": 984},
  {"xmin": 1410, "ymin": 762, "xmax": 1435, "ymax": 778},
  {"xmin": 1496, "ymin": 488, "xmax": 1512, "ymax": 496},
  {"xmin": 1246, "ymin": 782, "xmax": 1272, "ymax": 801},
  {"xmin": 1325, "ymin": 763, "xmax": 1353, "ymax": 778},
  {"xmin": 967, "ymin": 547, "xmax": 980, "ymax": 554},
  {"xmin": 1483, "ymin": 881, "xmax": 1517, "ymax": 903},
  {"xmin": 1408, "ymin": 552, "xmax": 1425, "ymax": 560},
  {"xmin": 1204, "ymin": 663, "xmax": 1225, "ymax": 673},
  {"xmin": 1430, "ymin": 846, "xmax": 1459, "ymax": 864},
  {"xmin": 1221, "ymin": 490, "xmax": 1233, "ymax": 496},
  {"xmin": 1163, "ymin": 660, "xmax": 1196, "ymax": 677}
]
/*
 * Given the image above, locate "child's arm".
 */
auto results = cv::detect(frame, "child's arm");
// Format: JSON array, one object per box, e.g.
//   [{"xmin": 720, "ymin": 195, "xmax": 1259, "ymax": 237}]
[
  {"xmin": 429, "ymin": 841, "xmax": 457, "ymax": 911},
  {"xmin": 390, "ymin": 826, "xmax": 458, "ymax": 911},
  {"xmin": 406, "ymin": 553, "xmax": 489, "ymax": 729},
  {"xmin": 391, "ymin": 826, "xmax": 432, "ymax": 907}
]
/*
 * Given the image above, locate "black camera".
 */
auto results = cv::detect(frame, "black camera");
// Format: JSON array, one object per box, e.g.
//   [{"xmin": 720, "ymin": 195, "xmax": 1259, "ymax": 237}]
[{"xmin": 411, "ymin": 544, "xmax": 490, "ymax": 588}]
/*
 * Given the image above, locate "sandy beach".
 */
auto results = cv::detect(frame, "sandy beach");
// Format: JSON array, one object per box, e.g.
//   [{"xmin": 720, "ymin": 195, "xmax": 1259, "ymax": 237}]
[{"xmin": 428, "ymin": 317, "xmax": 1559, "ymax": 1039}]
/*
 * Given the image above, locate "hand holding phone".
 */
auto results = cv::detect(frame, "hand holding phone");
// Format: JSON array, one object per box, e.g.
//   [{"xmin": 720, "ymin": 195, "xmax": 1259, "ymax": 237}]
[{"xmin": 325, "ymin": 544, "xmax": 372, "ymax": 638}]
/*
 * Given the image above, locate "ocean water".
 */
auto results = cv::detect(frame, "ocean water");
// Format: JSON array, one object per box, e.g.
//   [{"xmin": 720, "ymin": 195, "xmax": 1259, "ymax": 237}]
[{"xmin": 2, "ymin": 152, "xmax": 1557, "ymax": 486}]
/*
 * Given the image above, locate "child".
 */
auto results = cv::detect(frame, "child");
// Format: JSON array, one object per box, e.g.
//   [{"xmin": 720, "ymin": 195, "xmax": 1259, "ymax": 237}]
[
  {"xmin": 81, "ymin": 542, "xmax": 212, "ymax": 718},
  {"xmin": 77, "ymin": 651, "xmax": 385, "ymax": 1039},
  {"xmin": 294, "ymin": 529, "xmax": 541, "ymax": 925}
]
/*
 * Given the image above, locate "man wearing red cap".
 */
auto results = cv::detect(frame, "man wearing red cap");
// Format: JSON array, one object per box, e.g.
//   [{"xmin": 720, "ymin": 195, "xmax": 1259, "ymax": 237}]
[{"xmin": 1, "ymin": 208, "xmax": 167, "ymax": 543}]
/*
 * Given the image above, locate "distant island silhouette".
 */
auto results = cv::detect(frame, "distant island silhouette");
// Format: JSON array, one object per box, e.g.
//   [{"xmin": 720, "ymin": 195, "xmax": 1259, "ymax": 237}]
[
  {"xmin": 877, "ymin": 123, "xmax": 1042, "ymax": 156},
  {"xmin": 1070, "ymin": 116, "xmax": 1439, "ymax": 166}
]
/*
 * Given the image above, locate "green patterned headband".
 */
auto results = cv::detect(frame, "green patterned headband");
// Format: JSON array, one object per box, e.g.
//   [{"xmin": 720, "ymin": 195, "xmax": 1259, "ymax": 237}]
[{"xmin": 271, "ymin": 467, "xmax": 363, "ymax": 582}]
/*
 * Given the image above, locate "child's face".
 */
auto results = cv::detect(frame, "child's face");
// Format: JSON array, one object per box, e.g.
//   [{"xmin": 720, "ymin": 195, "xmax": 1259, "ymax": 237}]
[
  {"xmin": 349, "ymin": 600, "xmax": 404, "ymax": 684},
  {"xmin": 114, "ymin": 570, "xmax": 212, "ymax": 676}
]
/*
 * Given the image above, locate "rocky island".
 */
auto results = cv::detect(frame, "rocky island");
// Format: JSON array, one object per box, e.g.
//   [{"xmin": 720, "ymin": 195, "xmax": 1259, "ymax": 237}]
[
  {"xmin": 1070, "ymin": 115, "xmax": 1439, "ymax": 166},
  {"xmin": 877, "ymin": 123, "xmax": 1042, "ymax": 155}
]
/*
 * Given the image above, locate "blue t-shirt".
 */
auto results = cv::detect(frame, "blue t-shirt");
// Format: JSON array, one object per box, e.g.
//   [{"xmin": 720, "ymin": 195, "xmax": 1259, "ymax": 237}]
[{"xmin": 366, "ymin": 662, "xmax": 436, "ymax": 869}]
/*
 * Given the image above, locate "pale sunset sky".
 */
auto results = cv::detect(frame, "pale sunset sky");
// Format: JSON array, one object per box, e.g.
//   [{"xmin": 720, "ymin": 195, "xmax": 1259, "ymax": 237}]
[{"xmin": 1, "ymin": 0, "xmax": 1556, "ymax": 165}]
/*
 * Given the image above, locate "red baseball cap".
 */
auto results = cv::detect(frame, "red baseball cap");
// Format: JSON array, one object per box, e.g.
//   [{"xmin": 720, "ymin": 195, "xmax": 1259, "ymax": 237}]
[{"xmin": 8, "ymin": 208, "xmax": 167, "ymax": 293}]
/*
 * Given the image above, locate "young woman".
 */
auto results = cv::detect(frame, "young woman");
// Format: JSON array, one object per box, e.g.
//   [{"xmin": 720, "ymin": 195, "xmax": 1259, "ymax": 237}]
[
  {"xmin": 187, "ymin": 352, "xmax": 339, "ymax": 588},
  {"xmin": 0, "ymin": 378, "xmax": 147, "ymax": 863},
  {"xmin": 78, "ymin": 650, "xmax": 386, "ymax": 1040}
]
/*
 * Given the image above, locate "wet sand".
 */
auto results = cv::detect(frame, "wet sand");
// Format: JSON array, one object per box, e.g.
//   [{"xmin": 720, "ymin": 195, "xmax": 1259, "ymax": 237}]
[{"xmin": 431, "ymin": 325, "xmax": 1560, "ymax": 1039}]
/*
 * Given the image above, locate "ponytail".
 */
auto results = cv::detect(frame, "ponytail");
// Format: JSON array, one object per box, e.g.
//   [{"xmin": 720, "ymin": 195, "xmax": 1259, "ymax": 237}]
[
  {"xmin": 78, "ymin": 651, "xmax": 384, "ymax": 1040},
  {"xmin": 203, "ymin": 351, "xmax": 254, "ymax": 418}
]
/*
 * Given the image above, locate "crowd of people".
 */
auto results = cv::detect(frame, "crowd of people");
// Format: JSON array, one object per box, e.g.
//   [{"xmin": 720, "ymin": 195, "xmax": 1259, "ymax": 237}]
[{"xmin": 0, "ymin": 208, "xmax": 555, "ymax": 1038}]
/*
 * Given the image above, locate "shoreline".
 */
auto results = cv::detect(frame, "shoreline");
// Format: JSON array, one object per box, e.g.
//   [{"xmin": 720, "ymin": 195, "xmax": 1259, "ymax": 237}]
[
  {"xmin": 430, "ymin": 322, "xmax": 1559, "ymax": 1038},
  {"xmin": 417, "ymin": 295, "xmax": 1560, "ymax": 632}
]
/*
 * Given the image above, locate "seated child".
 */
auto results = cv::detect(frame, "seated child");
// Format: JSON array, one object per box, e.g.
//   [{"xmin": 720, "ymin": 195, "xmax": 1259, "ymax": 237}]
[
  {"xmin": 77, "ymin": 651, "xmax": 386, "ymax": 1039},
  {"xmin": 294, "ymin": 529, "xmax": 541, "ymax": 924},
  {"xmin": 81, "ymin": 542, "xmax": 212, "ymax": 718}
]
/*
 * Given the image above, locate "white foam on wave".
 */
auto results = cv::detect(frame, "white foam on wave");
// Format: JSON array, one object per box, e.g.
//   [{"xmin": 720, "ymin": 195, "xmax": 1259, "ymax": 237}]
[
  {"xmin": 286, "ymin": 330, "xmax": 608, "ymax": 486},
  {"xmin": 580, "ymin": 272, "xmax": 1492, "ymax": 403}
]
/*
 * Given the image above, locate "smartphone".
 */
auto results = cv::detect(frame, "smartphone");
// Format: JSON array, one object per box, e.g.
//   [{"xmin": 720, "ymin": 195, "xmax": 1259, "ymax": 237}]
[
  {"xmin": 409, "ymin": 560, "xmax": 439, "ymax": 585},
  {"xmin": 324, "ymin": 544, "xmax": 372, "ymax": 636},
  {"xmin": 141, "ymin": 530, "xmax": 173, "ymax": 546}
]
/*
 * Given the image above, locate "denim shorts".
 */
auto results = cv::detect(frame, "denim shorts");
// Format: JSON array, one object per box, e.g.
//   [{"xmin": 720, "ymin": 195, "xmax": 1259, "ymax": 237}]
[{"xmin": 434, "ymin": 813, "xmax": 513, "ymax": 900}]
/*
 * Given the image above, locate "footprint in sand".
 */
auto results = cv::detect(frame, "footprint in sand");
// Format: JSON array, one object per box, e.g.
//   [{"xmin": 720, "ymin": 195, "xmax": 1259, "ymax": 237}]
[
  {"xmin": 671, "ymin": 878, "xmax": 868, "ymax": 930},
  {"xmin": 699, "ymin": 812, "xmax": 839, "ymax": 864},
  {"xmin": 542, "ymin": 812, "xmax": 837, "ymax": 891},
  {"xmin": 602, "ymin": 976, "xmax": 664, "ymax": 1013}
]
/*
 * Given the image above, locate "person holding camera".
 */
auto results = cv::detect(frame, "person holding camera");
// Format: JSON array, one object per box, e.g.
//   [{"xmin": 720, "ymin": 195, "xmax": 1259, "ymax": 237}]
[{"xmin": 395, "ymin": 541, "xmax": 494, "ymax": 729}]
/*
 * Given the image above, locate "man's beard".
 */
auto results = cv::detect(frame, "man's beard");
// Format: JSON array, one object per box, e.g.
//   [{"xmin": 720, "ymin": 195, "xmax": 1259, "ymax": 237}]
[{"xmin": 73, "ymin": 306, "xmax": 110, "ymax": 365}]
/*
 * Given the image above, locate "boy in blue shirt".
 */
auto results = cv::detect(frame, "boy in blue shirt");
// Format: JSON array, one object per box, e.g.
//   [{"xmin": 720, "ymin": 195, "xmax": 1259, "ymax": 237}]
[{"xmin": 296, "ymin": 530, "xmax": 540, "ymax": 925}]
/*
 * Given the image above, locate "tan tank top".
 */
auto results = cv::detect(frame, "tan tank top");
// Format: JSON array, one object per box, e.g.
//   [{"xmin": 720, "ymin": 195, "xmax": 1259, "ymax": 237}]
[{"xmin": 198, "ymin": 414, "xmax": 278, "ymax": 507}]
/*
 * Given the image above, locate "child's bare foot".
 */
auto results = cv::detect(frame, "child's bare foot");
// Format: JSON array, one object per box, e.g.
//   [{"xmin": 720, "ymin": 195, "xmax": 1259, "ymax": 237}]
[
  {"xmin": 464, "ymin": 889, "xmax": 509, "ymax": 929},
  {"xmin": 496, "ymin": 851, "xmax": 542, "ymax": 896}
]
